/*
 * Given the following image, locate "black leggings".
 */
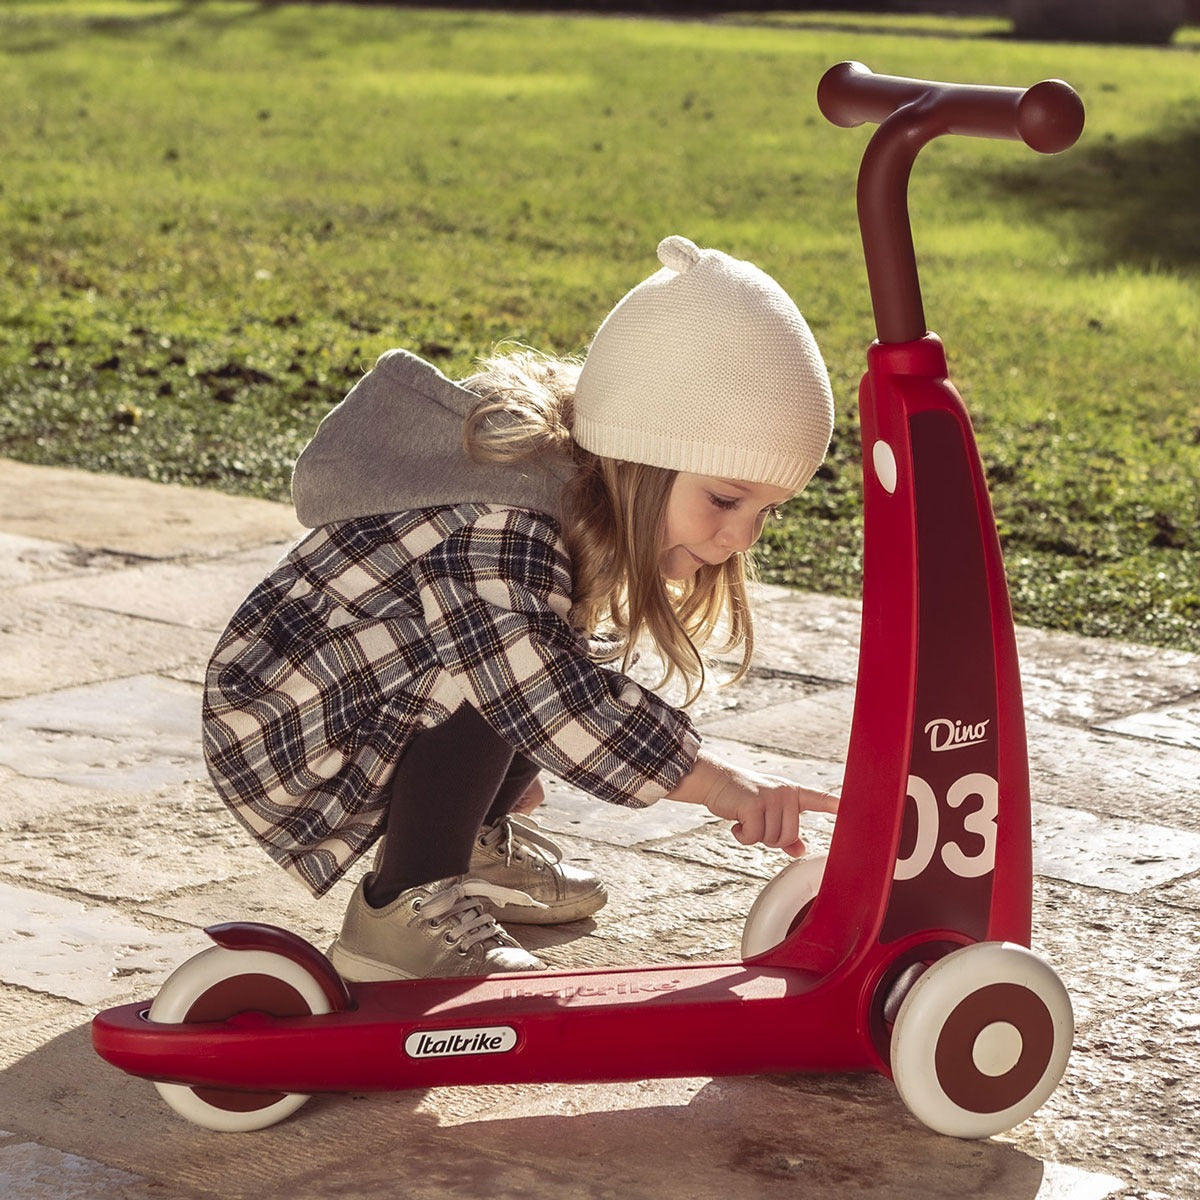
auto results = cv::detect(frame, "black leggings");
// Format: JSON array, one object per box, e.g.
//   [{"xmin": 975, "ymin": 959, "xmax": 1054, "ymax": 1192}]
[{"xmin": 366, "ymin": 703, "xmax": 540, "ymax": 907}]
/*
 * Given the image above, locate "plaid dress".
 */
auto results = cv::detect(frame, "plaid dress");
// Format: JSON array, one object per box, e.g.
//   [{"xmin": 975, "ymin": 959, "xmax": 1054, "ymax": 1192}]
[{"xmin": 203, "ymin": 502, "xmax": 700, "ymax": 896}]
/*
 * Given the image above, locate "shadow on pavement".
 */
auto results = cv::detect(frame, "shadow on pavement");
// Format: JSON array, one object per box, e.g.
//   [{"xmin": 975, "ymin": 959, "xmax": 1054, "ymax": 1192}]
[{"xmin": 0, "ymin": 1017, "xmax": 1067, "ymax": 1199}]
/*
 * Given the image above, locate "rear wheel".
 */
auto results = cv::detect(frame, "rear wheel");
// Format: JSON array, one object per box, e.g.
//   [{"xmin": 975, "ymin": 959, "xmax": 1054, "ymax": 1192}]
[
  {"xmin": 149, "ymin": 947, "xmax": 333, "ymax": 1131},
  {"xmin": 889, "ymin": 941, "xmax": 1073, "ymax": 1138},
  {"xmin": 740, "ymin": 855, "xmax": 827, "ymax": 958}
]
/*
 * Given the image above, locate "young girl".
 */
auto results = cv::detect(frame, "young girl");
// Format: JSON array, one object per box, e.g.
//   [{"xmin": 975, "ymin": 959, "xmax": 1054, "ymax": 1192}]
[{"xmin": 203, "ymin": 234, "xmax": 838, "ymax": 982}]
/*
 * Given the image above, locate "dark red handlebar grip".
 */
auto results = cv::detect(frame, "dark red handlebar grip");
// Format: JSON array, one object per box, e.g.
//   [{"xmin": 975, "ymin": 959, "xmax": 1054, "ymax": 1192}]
[{"xmin": 818, "ymin": 61, "xmax": 1083, "ymax": 154}]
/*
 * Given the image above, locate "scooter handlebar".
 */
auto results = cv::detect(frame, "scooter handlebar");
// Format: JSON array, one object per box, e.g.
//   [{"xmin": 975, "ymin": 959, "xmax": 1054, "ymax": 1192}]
[
  {"xmin": 819, "ymin": 61, "xmax": 1085, "ymax": 343},
  {"xmin": 818, "ymin": 60, "xmax": 1084, "ymax": 155}
]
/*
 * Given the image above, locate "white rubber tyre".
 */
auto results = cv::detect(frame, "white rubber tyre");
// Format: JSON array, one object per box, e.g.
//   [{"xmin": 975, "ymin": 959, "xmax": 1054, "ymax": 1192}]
[
  {"xmin": 148, "ymin": 946, "xmax": 333, "ymax": 1131},
  {"xmin": 890, "ymin": 941, "xmax": 1073, "ymax": 1138},
  {"xmin": 740, "ymin": 855, "xmax": 827, "ymax": 959}
]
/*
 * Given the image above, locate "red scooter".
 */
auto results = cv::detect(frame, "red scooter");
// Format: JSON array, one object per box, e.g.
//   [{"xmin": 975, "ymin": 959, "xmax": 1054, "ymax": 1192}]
[{"xmin": 93, "ymin": 62, "xmax": 1086, "ymax": 1139}]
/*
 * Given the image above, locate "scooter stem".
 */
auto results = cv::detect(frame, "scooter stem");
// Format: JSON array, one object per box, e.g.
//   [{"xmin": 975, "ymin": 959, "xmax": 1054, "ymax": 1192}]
[{"xmin": 817, "ymin": 61, "xmax": 1085, "ymax": 344}]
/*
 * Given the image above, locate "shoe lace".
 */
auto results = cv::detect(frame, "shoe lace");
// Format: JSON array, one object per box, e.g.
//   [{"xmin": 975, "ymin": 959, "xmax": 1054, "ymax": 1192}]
[
  {"xmin": 479, "ymin": 814, "xmax": 564, "ymax": 869},
  {"xmin": 414, "ymin": 879, "xmax": 546, "ymax": 952}
]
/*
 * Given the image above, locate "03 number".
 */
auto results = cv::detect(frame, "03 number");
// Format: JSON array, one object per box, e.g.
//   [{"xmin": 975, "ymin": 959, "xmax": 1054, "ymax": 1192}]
[{"xmin": 893, "ymin": 773, "xmax": 998, "ymax": 882}]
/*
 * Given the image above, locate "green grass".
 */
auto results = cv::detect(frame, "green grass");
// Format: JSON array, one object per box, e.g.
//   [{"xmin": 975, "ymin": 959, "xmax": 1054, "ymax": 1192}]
[{"xmin": 1, "ymin": 3, "xmax": 1198, "ymax": 651}]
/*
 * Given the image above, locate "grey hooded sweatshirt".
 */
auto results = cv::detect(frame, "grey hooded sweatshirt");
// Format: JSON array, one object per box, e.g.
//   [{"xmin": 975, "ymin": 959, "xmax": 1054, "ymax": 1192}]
[{"xmin": 291, "ymin": 348, "xmax": 574, "ymax": 528}]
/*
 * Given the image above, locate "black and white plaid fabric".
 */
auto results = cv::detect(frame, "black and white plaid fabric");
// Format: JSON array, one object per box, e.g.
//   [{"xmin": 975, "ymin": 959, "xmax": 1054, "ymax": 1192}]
[{"xmin": 203, "ymin": 503, "xmax": 700, "ymax": 896}]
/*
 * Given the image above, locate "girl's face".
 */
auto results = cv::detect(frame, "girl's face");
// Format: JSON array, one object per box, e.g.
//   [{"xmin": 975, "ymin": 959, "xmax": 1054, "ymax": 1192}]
[{"xmin": 659, "ymin": 472, "xmax": 794, "ymax": 580}]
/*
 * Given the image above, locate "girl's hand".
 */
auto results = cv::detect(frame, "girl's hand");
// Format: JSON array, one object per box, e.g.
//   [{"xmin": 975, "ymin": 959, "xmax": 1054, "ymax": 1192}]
[{"xmin": 666, "ymin": 750, "xmax": 838, "ymax": 856}]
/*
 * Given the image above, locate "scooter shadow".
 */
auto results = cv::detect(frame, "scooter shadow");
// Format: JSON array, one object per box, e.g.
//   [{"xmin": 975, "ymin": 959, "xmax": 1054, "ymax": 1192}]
[{"xmin": 1, "ymin": 1016, "xmax": 1073, "ymax": 1200}]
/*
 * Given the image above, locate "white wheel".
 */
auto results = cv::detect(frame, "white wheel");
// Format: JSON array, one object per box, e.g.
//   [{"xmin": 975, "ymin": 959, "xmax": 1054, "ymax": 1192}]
[
  {"xmin": 890, "ymin": 942, "xmax": 1073, "ymax": 1138},
  {"xmin": 148, "ymin": 946, "xmax": 333, "ymax": 1131},
  {"xmin": 741, "ymin": 854, "xmax": 827, "ymax": 958}
]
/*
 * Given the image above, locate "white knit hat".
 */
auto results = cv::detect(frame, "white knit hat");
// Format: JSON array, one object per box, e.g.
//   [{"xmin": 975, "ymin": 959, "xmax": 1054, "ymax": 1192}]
[{"xmin": 572, "ymin": 235, "xmax": 834, "ymax": 492}]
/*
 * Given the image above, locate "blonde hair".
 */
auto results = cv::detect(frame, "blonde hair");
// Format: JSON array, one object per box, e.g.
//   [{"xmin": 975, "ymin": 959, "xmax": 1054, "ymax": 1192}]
[{"xmin": 462, "ymin": 347, "xmax": 756, "ymax": 705}]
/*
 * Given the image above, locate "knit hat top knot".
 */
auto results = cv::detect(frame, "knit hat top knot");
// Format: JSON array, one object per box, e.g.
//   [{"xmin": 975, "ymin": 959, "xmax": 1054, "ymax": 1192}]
[
  {"xmin": 572, "ymin": 234, "xmax": 835, "ymax": 493},
  {"xmin": 656, "ymin": 234, "xmax": 702, "ymax": 274}
]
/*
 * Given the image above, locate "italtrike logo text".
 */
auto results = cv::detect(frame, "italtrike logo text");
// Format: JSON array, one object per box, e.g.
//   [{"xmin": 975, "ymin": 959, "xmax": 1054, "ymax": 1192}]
[{"xmin": 404, "ymin": 1025, "xmax": 518, "ymax": 1059}]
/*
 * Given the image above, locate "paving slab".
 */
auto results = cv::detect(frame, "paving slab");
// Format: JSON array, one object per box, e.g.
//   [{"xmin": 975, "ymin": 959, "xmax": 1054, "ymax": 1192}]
[
  {"xmin": 0, "ymin": 881, "xmax": 205, "ymax": 1006},
  {"xmin": 625, "ymin": 626, "xmax": 832, "ymax": 719},
  {"xmin": 728, "ymin": 587, "xmax": 1200, "ymax": 730},
  {"xmin": 533, "ymin": 771, "xmax": 719, "ymax": 845},
  {"xmin": 700, "ymin": 686, "xmax": 854, "ymax": 761},
  {"xmin": 1154, "ymin": 873, "xmax": 1200, "ymax": 911},
  {"xmin": 0, "ymin": 459, "xmax": 302, "ymax": 558},
  {"xmin": 0, "ymin": 533, "xmax": 135, "ymax": 589},
  {"xmin": 0, "ymin": 769, "xmax": 108, "ymax": 828},
  {"xmin": 1013, "ymin": 627, "xmax": 1199, "ymax": 728},
  {"xmin": 0, "ymin": 782, "xmax": 265, "ymax": 903},
  {"xmin": 1032, "ymin": 878, "xmax": 1200, "ymax": 1028},
  {"xmin": 10, "ymin": 543, "xmax": 292, "ymax": 633},
  {"xmin": 646, "ymin": 812, "xmax": 839, "ymax": 890},
  {"xmin": 534, "ymin": 737, "xmax": 841, "ymax": 850},
  {"xmin": 139, "ymin": 817, "xmax": 791, "ymax": 972},
  {"xmin": 695, "ymin": 687, "xmax": 1200, "ymax": 832},
  {"xmin": 721, "ymin": 585, "xmax": 861, "ymax": 685},
  {"xmin": 519, "ymin": 840, "xmax": 766, "ymax": 968},
  {"xmin": 0, "ymin": 674, "xmax": 204, "ymax": 791},
  {"xmin": 0, "ymin": 598, "xmax": 215, "ymax": 701},
  {"xmin": 1024, "ymin": 720, "xmax": 1200, "ymax": 831},
  {"xmin": 1032, "ymin": 803, "xmax": 1200, "ymax": 894},
  {"xmin": 1026, "ymin": 983, "xmax": 1200, "ymax": 1200},
  {"xmin": 1099, "ymin": 700, "xmax": 1200, "ymax": 752},
  {"xmin": 303, "ymin": 1073, "xmax": 1123, "ymax": 1200},
  {"xmin": 140, "ymin": 864, "xmax": 354, "ymax": 951},
  {"xmin": 0, "ymin": 1140, "xmax": 152, "ymax": 1200}
]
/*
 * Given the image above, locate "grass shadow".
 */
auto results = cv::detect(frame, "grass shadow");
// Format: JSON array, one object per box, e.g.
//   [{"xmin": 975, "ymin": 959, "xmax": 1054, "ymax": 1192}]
[
  {"xmin": 976, "ymin": 105, "xmax": 1200, "ymax": 273},
  {"xmin": 719, "ymin": 15, "xmax": 1010, "ymax": 40},
  {"xmin": 5, "ymin": 0, "xmax": 285, "ymax": 52},
  {"xmin": 85, "ymin": 0, "xmax": 284, "ymax": 34}
]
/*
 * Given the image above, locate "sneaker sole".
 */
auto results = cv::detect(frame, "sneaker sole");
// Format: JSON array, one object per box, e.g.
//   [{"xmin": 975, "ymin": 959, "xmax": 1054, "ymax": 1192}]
[
  {"xmin": 326, "ymin": 940, "xmax": 421, "ymax": 983},
  {"xmin": 487, "ymin": 886, "xmax": 607, "ymax": 926},
  {"xmin": 328, "ymin": 937, "xmax": 548, "ymax": 980}
]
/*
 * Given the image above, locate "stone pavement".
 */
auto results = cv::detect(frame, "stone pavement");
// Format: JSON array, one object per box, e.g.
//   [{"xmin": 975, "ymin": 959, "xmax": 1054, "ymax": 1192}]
[{"xmin": 0, "ymin": 456, "xmax": 1197, "ymax": 1200}]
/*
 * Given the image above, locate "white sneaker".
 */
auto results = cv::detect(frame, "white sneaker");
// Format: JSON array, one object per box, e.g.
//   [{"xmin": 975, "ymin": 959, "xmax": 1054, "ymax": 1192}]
[
  {"xmin": 470, "ymin": 814, "xmax": 607, "ymax": 925},
  {"xmin": 327, "ymin": 874, "xmax": 547, "ymax": 981}
]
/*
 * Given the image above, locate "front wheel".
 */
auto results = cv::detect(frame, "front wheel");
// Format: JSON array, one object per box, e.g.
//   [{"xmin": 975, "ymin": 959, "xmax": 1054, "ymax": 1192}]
[
  {"xmin": 889, "ymin": 942, "xmax": 1073, "ymax": 1138},
  {"xmin": 148, "ymin": 946, "xmax": 333, "ymax": 1131}
]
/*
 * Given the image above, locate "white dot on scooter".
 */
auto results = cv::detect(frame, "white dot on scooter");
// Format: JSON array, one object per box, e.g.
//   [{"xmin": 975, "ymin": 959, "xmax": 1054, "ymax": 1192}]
[
  {"xmin": 972, "ymin": 1021, "xmax": 1023, "ymax": 1077},
  {"xmin": 872, "ymin": 439, "xmax": 899, "ymax": 494}
]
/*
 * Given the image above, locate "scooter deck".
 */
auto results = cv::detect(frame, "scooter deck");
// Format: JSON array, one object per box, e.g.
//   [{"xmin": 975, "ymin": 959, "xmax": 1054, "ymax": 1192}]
[{"xmin": 92, "ymin": 957, "xmax": 885, "ymax": 1094}]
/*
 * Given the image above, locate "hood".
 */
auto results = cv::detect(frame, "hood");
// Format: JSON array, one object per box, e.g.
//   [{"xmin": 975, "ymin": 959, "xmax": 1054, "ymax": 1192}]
[{"xmin": 291, "ymin": 349, "xmax": 573, "ymax": 529}]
